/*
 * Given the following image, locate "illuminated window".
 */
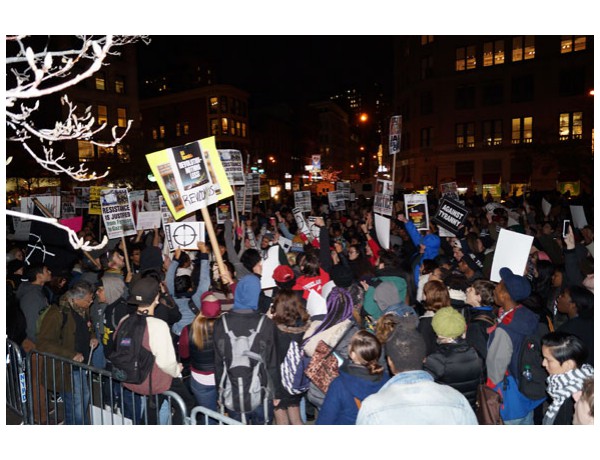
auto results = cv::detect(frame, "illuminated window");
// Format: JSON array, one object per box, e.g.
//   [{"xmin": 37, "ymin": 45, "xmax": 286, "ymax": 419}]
[
  {"xmin": 455, "ymin": 123, "xmax": 475, "ymax": 148},
  {"xmin": 159, "ymin": 125, "xmax": 165, "ymax": 139},
  {"xmin": 175, "ymin": 123, "xmax": 181, "ymax": 137},
  {"xmin": 98, "ymin": 146, "xmax": 113, "ymax": 159},
  {"xmin": 97, "ymin": 105, "xmax": 108, "ymax": 125},
  {"xmin": 116, "ymin": 145, "xmax": 130, "ymax": 163},
  {"xmin": 230, "ymin": 120, "xmax": 236, "ymax": 136},
  {"xmin": 483, "ymin": 120, "xmax": 503, "ymax": 146},
  {"xmin": 421, "ymin": 36, "xmax": 434, "ymax": 45},
  {"xmin": 221, "ymin": 118, "xmax": 229, "ymax": 135},
  {"xmin": 95, "ymin": 73, "xmax": 106, "ymax": 91},
  {"xmin": 236, "ymin": 121, "xmax": 241, "ymax": 137},
  {"xmin": 78, "ymin": 140, "xmax": 95, "ymax": 161},
  {"xmin": 152, "ymin": 129, "xmax": 158, "ymax": 140},
  {"xmin": 115, "ymin": 77, "xmax": 125, "ymax": 94},
  {"xmin": 209, "ymin": 97, "xmax": 219, "ymax": 114},
  {"xmin": 559, "ymin": 112, "xmax": 583, "ymax": 141},
  {"xmin": 210, "ymin": 118, "xmax": 219, "ymax": 136},
  {"xmin": 561, "ymin": 36, "xmax": 586, "ymax": 54},
  {"xmin": 483, "ymin": 40, "xmax": 505, "ymax": 67},
  {"xmin": 242, "ymin": 123, "xmax": 247, "ymax": 138},
  {"xmin": 183, "ymin": 122, "xmax": 190, "ymax": 135},
  {"xmin": 512, "ymin": 36, "xmax": 535, "ymax": 61},
  {"xmin": 512, "ymin": 117, "xmax": 533, "ymax": 144},
  {"xmin": 117, "ymin": 108, "xmax": 127, "ymax": 128},
  {"xmin": 456, "ymin": 46, "xmax": 476, "ymax": 71}
]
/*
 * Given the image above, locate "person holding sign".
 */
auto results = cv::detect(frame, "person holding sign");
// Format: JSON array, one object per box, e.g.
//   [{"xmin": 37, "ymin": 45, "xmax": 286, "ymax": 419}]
[{"xmin": 396, "ymin": 214, "xmax": 440, "ymax": 291}]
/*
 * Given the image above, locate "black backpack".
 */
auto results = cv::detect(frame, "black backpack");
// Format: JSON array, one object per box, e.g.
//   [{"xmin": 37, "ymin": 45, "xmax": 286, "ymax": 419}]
[
  {"xmin": 108, "ymin": 313, "xmax": 155, "ymax": 385},
  {"xmin": 516, "ymin": 321, "xmax": 551, "ymax": 400}
]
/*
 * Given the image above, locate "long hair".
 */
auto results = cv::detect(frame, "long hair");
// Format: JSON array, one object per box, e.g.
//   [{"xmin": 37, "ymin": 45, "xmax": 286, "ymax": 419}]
[
  {"xmin": 190, "ymin": 313, "xmax": 217, "ymax": 351},
  {"xmin": 314, "ymin": 287, "xmax": 354, "ymax": 335},
  {"xmin": 271, "ymin": 289, "xmax": 309, "ymax": 326},
  {"xmin": 349, "ymin": 330, "xmax": 384, "ymax": 375}
]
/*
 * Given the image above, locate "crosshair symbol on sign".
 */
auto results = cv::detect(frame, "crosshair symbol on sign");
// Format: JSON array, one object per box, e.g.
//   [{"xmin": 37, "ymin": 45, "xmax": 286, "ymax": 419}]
[{"xmin": 172, "ymin": 224, "xmax": 197, "ymax": 248}]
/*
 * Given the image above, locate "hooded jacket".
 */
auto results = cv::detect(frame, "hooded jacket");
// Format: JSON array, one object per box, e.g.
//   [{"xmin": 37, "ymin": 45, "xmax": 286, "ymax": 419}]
[
  {"xmin": 16, "ymin": 282, "xmax": 49, "ymax": 342},
  {"xmin": 316, "ymin": 361, "xmax": 389, "ymax": 424},
  {"xmin": 404, "ymin": 220, "xmax": 440, "ymax": 289}
]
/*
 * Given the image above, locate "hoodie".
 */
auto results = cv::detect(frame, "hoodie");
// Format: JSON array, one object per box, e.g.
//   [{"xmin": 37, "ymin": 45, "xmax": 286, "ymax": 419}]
[
  {"xmin": 404, "ymin": 220, "xmax": 440, "ymax": 289},
  {"xmin": 316, "ymin": 361, "xmax": 389, "ymax": 425}
]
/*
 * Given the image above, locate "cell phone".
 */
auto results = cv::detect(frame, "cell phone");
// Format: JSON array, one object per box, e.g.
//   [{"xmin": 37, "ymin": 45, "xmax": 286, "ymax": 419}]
[{"xmin": 563, "ymin": 220, "xmax": 570, "ymax": 238}]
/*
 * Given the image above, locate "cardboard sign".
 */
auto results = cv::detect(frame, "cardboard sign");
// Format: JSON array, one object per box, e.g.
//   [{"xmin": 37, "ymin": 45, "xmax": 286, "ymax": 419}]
[
  {"xmin": 100, "ymin": 188, "xmax": 137, "ymax": 239},
  {"xmin": 404, "ymin": 194, "xmax": 429, "ymax": 231},
  {"xmin": 164, "ymin": 221, "xmax": 205, "ymax": 251},
  {"xmin": 294, "ymin": 191, "xmax": 312, "ymax": 213},
  {"xmin": 146, "ymin": 136, "xmax": 233, "ymax": 220},
  {"xmin": 490, "ymin": 228, "xmax": 534, "ymax": 282},
  {"xmin": 432, "ymin": 197, "xmax": 469, "ymax": 234},
  {"xmin": 218, "ymin": 149, "xmax": 246, "ymax": 186},
  {"xmin": 570, "ymin": 205, "xmax": 588, "ymax": 229}
]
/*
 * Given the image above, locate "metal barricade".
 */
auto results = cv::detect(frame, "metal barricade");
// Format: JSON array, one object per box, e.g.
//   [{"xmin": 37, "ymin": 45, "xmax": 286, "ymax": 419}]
[
  {"xmin": 190, "ymin": 406, "xmax": 244, "ymax": 425},
  {"xmin": 6, "ymin": 339, "xmax": 28, "ymax": 424}
]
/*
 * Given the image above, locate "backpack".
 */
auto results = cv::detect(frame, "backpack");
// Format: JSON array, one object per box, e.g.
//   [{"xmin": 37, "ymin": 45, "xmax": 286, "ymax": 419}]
[
  {"xmin": 218, "ymin": 314, "xmax": 268, "ymax": 416},
  {"xmin": 280, "ymin": 338, "xmax": 310, "ymax": 395},
  {"xmin": 108, "ymin": 314, "xmax": 155, "ymax": 385},
  {"xmin": 516, "ymin": 321, "xmax": 551, "ymax": 400}
]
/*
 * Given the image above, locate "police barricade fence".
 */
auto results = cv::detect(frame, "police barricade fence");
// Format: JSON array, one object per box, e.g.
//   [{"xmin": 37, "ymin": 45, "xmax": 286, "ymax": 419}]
[{"xmin": 12, "ymin": 347, "xmax": 226, "ymax": 425}]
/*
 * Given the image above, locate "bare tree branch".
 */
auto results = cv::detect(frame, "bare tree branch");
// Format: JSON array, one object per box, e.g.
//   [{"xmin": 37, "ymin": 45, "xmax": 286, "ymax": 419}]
[{"xmin": 6, "ymin": 35, "xmax": 150, "ymax": 182}]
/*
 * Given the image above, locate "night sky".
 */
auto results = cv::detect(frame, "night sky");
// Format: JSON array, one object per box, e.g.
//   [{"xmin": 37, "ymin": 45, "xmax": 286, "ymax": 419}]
[{"xmin": 138, "ymin": 35, "xmax": 394, "ymax": 107}]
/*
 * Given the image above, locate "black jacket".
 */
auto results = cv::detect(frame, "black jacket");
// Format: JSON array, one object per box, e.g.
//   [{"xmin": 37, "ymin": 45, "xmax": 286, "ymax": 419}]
[{"xmin": 423, "ymin": 339, "xmax": 483, "ymax": 410}]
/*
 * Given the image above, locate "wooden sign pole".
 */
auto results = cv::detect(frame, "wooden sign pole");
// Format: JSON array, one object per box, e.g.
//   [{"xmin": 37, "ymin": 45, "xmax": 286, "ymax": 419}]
[
  {"xmin": 201, "ymin": 206, "xmax": 228, "ymax": 285},
  {"xmin": 121, "ymin": 236, "xmax": 131, "ymax": 275}
]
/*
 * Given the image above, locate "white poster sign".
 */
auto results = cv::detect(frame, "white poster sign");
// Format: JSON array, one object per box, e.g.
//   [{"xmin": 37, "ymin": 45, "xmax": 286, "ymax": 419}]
[
  {"xmin": 136, "ymin": 211, "xmax": 162, "ymax": 231},
  {"xmin": 218, "ymin": 149, "xmax": 246, "ymax": 186},
  {"xmin": 490, "ymin": 228, "xmax": 534, "ymax": 283},
  {"xmin": 374, "ymin": 213, "xmax": 390, "ymax": 250},
  {"xmin": 164, "ymin": 221, "xmax": 205, "ymax": 251},
  {"xmin": 541, "ymin": 198, "xmax": 551, "ymax": 217},
  {"xmin": 100, "ymin": 188, "xmax": 137, "ymax": 239},
  {"xmin": 294, "ymin": 191, "xmax": 312, "ymax": 213},
  {"xmin": 570, "ymin": 205, "xmax": 588, "ymax": 229}
]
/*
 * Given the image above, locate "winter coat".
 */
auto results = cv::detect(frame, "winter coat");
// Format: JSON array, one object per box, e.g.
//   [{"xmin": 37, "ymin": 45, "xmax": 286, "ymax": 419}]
[
  {"xmin": 16, "ymin": 282, "xmax": 49, "ymax": 343},
  {"xmin": 316, "ymin": 361, "xmax": 389, "ymax": 424},
  {"xmin": 423, "ymin": 339, "xmax": 483, "ymax": 410}
]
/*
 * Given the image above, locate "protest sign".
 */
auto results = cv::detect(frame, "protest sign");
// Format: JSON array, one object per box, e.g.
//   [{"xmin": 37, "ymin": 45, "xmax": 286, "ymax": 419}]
[
  {"xmin": 60, "ymin": 192, "xmax": 76, "ymax": 219},
  {"xmin": 570, "ymin": 205, "xmax": 588, "ymax": 229},
  {"xmin": 146, "ymin": 136, "xmax": 233, "ymax": 220},
  {"xmin": 100, "ymin": 188, "xmax": 137, "ymax": 239},
  {"xmin": 294, "ymin": 191, "xmax": 312, "ymax": 213},
  {"xmin": 164, "ymin": 221, "xmax": 205, "ymax": 251},
  {"xmin": 541, "ymin": 198, "xmax": 551, "ymax": 217},
  {"xmin": 128, "ymin": 190, "xmax": 146, "ymax": 225},
  {"xmin": 404, "ymin": 194, "xmax": 429, "ymax": 231},
  {"xmin": 234, "ymin": 186, "xmax": 253, "ymax": 214},
  {"xmin": 432, "ymin": 197, "xmax": 469, "ymax": 234},
  {"xmin": 247, "ymin": 173, "xmax": 260, "ymax": 195},
  {"xmin": 218, "ymin": 149, "xmax": 246, "ymax": 186},
  {"xmin": 293, "ymin": 207, "xmax": 311, "ymax": 237},
  {"xmin": 278, "ymin": 236, "xmax": 292, "ymax": 253},
  {"xmin": 328, "ymin": 191, "xmax": 346, "ymax": 212},
  {"xmin": 136, "ymin": 211, "xmax": 162, "ymax": 231},
  {"xmin": 88, "ymin": 186, "xmax": 105, "ymax": 215},
  {"xmin": 216, "ymin": 202, "xmax": 233, "ymax": 224},
  {"xmin": 307, "ymin": 216, "xmax": 321, "ymax": 240},
  {"xmin": 389, "ymin": 115, "xmax": 402, "ymax": 155},
  {"xmin": 490, "ymin": 228, "xmax": 534, "ymax": 283},
  {"xmin": 21, "ymin": 195, "xmax": 61, "ymax": 219},
  {"xmin": 376, "ymin": 179, "xmax": 394, "ymax": 196},
  {"xmin": 336, "ymin": 182, "xmax": 351, "ymax": 200},
  {"xmin": 159, "ymin": 196, "xmax": 176, "ymax": 229},
  {"xmin": 260, "ymin": 245, "xmax": 280, "ymax": 291},
  {"xmin": 440, "ymin": 181, "xmax": 459, "ymax": 201},
  {"xmin": 73, "ymin": 187, "xmax": 90, "ymax": 209},
  {"xmin": 259, "ymin": 184, "xmax": 270, "ymax": 201},
  {"xmin": 146, "ymin": 189, "xmax": 161, "ymax": 211},
  {"xmin": 373, "ymin": 193, "xmax": 393, "ymax": 216},
  {"xmin": 374, "ymin": 213, "xmax": 390, "ymax": 250}
]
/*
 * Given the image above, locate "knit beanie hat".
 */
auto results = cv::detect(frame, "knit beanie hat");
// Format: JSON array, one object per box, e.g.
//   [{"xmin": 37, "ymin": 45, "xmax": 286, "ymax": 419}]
[
  {"xmin": 233, "ymin": 275, "xmax": 261, "ymax": 310},
  {"xmin": 431, "ymin": 307, "xmax": 466, "ymax": 339},
  {"xmin": 102, "ymin": 275, "xmax": 126, "ymax": 305},
  {"xmin": 374, "ymin": 281, "xmax": 401, "ymax": 311},
  {"xmin": 330, "ymin": 263, "xmax": 354, "ymax": 288}
]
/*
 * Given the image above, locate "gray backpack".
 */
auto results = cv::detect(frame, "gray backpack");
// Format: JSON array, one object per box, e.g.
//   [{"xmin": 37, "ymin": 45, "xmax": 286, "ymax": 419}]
[{"xmin": 219, "ymin": 314, "xmax": 269, "ymax": 421}]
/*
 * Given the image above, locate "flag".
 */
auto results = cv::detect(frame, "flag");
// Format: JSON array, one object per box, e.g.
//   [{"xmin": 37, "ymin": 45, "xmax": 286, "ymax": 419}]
[{"xmin": 26, "ymin": 204, "xmax": 78, "ymax": 274}]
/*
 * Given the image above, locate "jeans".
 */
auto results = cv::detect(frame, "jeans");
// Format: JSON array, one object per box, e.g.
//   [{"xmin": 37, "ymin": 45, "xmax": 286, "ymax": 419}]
[
  {"xmin": 504, "ymin": 410, "xmax": 534, "ymax": 425},
  {"xmin": 190, "ymin": 378, "xmax": 218, "ymax": 424},
  {"xmin": 63, "ymin": 369, "xmax": 90, "ymax": 425},
  {"xmin": 228, "ymin": 400, "xmax": 273, "ymax": 425}
]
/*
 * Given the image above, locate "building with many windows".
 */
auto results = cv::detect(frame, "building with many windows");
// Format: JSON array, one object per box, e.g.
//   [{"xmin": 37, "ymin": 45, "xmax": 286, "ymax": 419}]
[{"xmin": 391, "ymin": 35, "xmax": 594, "ymax": 196}]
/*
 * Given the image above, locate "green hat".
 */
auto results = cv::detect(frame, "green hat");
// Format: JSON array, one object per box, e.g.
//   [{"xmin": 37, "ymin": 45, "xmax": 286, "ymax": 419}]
[{"xmin": 431, "ymin": 307, "xmax": 466, "ymax": 339}]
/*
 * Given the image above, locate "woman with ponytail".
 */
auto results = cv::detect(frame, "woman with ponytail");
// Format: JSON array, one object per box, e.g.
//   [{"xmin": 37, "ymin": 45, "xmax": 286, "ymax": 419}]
[{"xmin": 316, "ymin": 330, "xmax": 389, "ymax": 424}]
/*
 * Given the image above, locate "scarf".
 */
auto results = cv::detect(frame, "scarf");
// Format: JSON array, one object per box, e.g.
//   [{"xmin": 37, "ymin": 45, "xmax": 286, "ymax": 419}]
[{"xmin": 543, "ymin": 363, "xmax": 594, "ymax": 425}]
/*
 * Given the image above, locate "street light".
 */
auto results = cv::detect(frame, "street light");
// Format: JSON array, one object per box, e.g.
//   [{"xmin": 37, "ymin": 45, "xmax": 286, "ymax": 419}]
[{"xmin": 359, "ymin": 113, "xmax": 368, "ymax": 123}]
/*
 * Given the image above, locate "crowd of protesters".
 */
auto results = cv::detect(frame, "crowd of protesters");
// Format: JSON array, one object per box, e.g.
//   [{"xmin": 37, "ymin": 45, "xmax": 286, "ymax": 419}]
[{"xmin": 6, "ymin": 186, "xmax": 594, "ymax": 425}]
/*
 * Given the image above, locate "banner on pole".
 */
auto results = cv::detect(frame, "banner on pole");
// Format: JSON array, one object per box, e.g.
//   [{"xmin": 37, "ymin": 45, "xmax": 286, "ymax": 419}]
[{"xmin": 100, "ymin": 188, "xmax": 137, "ymax": 239}]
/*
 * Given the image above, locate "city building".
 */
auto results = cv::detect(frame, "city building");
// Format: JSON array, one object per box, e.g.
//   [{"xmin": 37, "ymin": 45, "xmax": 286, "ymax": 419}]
[{"xmin": 391, "ymin": 35, "xmax": 594, "ymax": 196}]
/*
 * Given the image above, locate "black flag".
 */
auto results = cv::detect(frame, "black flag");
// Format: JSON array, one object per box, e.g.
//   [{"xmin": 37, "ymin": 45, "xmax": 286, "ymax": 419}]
[{"xmin": 25, "ymin": 204, "xmax": 78, "ymax": 274}]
